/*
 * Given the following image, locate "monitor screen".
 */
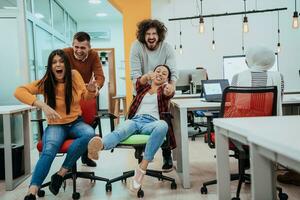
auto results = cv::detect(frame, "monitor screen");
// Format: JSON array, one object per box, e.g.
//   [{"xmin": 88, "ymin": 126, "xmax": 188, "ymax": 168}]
[
  {"xmin": 201, "ymin": 79, "xmax": 229, "ymax": 102},
  {"xmin": 223, "ymin": 54, "xmax": 278, "ymax": 84}
]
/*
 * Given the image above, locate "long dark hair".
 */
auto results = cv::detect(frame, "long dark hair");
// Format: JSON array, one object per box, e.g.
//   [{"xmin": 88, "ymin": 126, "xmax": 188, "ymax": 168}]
[
  {"xmin": 37, "ymin": 49, "xmax": 73, "ymax": 114},
  {"xmin": 136, "ymin": 19, "xmax": 167, "ymax": 44},
  {"xmin": 153, "ymin": 64, "xmax": 171, "ymax": 82}
]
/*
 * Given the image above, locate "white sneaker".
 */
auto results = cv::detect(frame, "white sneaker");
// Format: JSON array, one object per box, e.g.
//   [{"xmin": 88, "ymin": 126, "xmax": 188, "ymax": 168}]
[{"xmin": 130, "ymin": 167, "xmax": 146, "ymax": 191}]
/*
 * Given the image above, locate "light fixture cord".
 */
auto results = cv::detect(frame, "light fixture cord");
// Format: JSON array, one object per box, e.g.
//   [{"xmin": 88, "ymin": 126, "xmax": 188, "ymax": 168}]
[
  {"xmin": 242, "ymin": 22, "xmax": 245, "ymax": 53},
  {"xmin": 244, "ymin": 0, "xmax": 247, "ymax": 16},
  {"xmin": 179, "ymin": 21, "xmax": 182, "ymax": 45},
  {"xmin": 200, "ymin": 0, "xmax": 203, "ymax": 15},
  {"xmin": 277, "ymin": 11, "xmax": 280, "ymax": 42},
  {"xmin": 295, "ymin": 0, "xmax": 297, "ymax": 11},
  {"xmin": 212, "ymin": 17, "xmax": 215, "ymax": 40}
]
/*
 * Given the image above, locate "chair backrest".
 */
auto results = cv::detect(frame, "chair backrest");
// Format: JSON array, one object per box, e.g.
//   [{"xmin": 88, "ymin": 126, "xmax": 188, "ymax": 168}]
[
  {"xmin": 220, "ymin": 86, "xmax": 278, "ymax": 118},
  {"xmin": 80, "ymin": 98, "xmax": 97, "ymax": 125}
]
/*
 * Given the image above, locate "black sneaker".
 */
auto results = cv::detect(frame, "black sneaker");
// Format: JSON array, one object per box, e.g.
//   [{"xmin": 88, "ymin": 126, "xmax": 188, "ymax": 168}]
[
  {"xmin": 81, "ymin": 151, "xmax": 97, "ymax": 167},
  {"xmin": 49, "ymin": 173, "xmax": 64, "ymax": 195},
  {"xmin": 162, "ymin": 156, "xmax": 174, "ymax": 173},
  {"xmin": 24, "ymin": 194, "xmax": 36, "ymax": 200}
]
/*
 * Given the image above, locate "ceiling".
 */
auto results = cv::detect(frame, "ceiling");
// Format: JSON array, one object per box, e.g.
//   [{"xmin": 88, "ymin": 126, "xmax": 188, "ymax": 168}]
[{"xmin": 57, "ymin": 0, "xmax": 122, "ymax": 22}]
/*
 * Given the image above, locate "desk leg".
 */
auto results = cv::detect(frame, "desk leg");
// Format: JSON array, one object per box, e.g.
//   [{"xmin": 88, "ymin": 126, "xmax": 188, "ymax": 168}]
[
  {"xmin": 215, "ymin": 127, "xmax": 231, "ymax": 200},
  {"xmin": 171, "ymin": 106, "xmax": 190, "ymax": 188},
  {"xmin": 23, "ymin": 111, "xmax": 31, "ymax": 175},
  {"xmin": 250, "ymin": 143, "xmax": 276, "ymax": 200},
  {"xmin": 3, "ymin": 114, "xmax": 13, "ymax": 190}
]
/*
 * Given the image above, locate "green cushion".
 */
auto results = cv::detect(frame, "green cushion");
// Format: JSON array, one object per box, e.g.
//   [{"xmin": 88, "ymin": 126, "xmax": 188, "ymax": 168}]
[{"xmin": 120, "ymin": 134, "xmax": 150, "ymax": 145}]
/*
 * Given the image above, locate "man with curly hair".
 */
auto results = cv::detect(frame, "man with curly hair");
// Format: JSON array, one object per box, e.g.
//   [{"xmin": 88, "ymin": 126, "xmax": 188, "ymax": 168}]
[{"xmin": 130, "ymin": 19, "xmax": 178, "ymax": 172}]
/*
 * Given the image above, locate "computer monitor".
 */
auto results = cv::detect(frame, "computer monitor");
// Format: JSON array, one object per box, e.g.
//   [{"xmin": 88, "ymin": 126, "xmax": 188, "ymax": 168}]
[
  {"xmin": 223, "ymin": 54, "xmax": 279, "ymax": 84},
  {"xmin": 176, "ymin": 69, "xmax": 193, "ymax": 93},
  {"xmin": 191, "ymin": 68, "xmax": 207, "ymax": 93},
  {"xmin": 201, "ymin": 79, "xmax": 229, "ymax": 102}
]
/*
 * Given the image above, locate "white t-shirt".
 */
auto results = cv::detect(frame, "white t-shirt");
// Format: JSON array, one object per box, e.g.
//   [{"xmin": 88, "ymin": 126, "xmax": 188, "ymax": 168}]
[{"xmin": 135, "ymin": 93, "xmax": 159, "ymax": 120}]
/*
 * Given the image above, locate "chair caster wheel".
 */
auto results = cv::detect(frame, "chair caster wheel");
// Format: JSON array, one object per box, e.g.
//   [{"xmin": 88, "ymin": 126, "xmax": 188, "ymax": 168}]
[
  {"xmin": 72, "ymin": 192, "xmax": 80, "ymax": 199},
  {"xmin": 105, "ymin": 183, "xmax": 112, "ymax": 192},
  {"xmin": 278, "ymin": 192, "xmax": 288, "ymax": 200},
  {"xmin": 37, "ymin": 189, "xmax": 45, "ymax": 197},
  {"xmin": 231, "ymin": 198, "xmax": 240, "ymax": 200},
  {"xmin": 200, "ymin": 186, "xmax": 207, "ymax": 194},
  {"xmin": 171, "ymin": 182, "xmax": 177, "ymax": 190},
  {"xmin": 137, "ymin": 189, "xmax": 144, "ymax": 198},
  {"xmin": 121, "ymin": 178, "xmax": 127, "ymax": 183}
]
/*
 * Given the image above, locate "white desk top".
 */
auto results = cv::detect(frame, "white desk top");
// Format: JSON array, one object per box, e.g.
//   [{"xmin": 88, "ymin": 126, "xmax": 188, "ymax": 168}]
[
  {"xmin": 213, "ymin": 116, "xmax": 300, "ymax": 162},
  {"xmin": 174, "ymin": 93, "xmax": 200, "ymax": 99},
  {"xmin": 171, "ymin": 98, "xmax": 220, "ymax": 110},
  {"xmin": 282, "ymin": 93, "xmax": 300, "ymax": 104},
  {"xmin": 0, "ymin": 105, "xmax": 34, "ymax": 114}
]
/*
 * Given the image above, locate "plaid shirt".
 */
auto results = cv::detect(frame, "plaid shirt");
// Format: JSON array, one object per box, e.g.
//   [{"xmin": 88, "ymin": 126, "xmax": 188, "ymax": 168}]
[{"xmin": 127, "ymin": 78, "xmax": 176, "ymax": 149}]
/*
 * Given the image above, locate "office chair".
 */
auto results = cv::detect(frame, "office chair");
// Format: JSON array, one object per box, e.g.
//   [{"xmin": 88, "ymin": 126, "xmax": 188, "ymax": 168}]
[
  {"xmin": 189, "ymin": 69, "xmax": 211, "ymax": 141},
  {"xmin": 32, "ymin": 98, "xmax": 109, "ymax": 200},
  {"xmin": 101, "ymin": 112, "xmax": 177, "ymax": 198},
  {"xmin": 200, "ymin": 86, "xmax": 288, "ymax": 200}
]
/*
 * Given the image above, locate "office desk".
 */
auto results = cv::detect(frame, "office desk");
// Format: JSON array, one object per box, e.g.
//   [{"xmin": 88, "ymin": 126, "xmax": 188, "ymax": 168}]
[
  {"xmin": 0, "ymin": 105, "xmax": 35, "ymax": 190},
  {"xmin": 170, "ymin": 98, "xmax": 220, "ymax": 188},
  {"xmin": 174, "ymin": 93, "xmax": 200, "ymax": 99},
  {"xmin": 213, "ymin": 116, "xmax": 300, "ymax": 200}
]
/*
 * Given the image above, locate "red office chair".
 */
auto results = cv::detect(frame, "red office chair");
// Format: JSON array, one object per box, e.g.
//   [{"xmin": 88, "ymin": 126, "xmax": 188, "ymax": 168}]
[
  {"xmin": 33, "ymin": 98, "xmax": 109, "ymax": 200},
  {"xmin": 200, "ymin": 86, "xmax": 288, "ymax": 200}
]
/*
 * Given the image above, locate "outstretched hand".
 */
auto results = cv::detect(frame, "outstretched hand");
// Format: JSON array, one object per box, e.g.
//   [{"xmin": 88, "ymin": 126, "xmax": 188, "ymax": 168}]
[
  {"xmin": 163, "ymin": 83, "xmax": 174, "ymax": 96},
  {"xmin": 146, "ymin": 71, "xmax": 156, "ymax": 81}
]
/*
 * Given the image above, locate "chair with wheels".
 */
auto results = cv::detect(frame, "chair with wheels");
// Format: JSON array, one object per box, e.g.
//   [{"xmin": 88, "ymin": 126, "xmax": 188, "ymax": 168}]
[
  {"xmin": 102, "ymin": 112, "xmax": 177, "ymax": 198},
  {"xmin": 33, "ymin": 98, "xmax": 109, "ymax": 200},
  {"xmin": 200, "ymin": 86, "xmax": 288, "ymax": 200}
]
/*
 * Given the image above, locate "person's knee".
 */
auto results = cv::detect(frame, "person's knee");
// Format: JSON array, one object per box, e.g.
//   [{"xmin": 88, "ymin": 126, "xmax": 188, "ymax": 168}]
[
  {"xmin": 156, "ymin": 120, "xmax": 168, "ymax": 135},
  {"xmin": 41, "ymin": 142, "xmax": 60, "ymax": 158}
]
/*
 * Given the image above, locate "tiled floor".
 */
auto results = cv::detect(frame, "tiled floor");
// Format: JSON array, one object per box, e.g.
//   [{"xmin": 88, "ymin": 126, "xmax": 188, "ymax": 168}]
[{"xmin": 1, "ymin": 119, "xmax": 299, "ymax": 200}]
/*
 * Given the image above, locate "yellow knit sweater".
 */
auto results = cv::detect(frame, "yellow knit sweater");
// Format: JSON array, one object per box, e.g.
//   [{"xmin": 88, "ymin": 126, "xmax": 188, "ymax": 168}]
[{"xmin": 14, "ymin": 70, "xmax": 95, "ymax": 124}]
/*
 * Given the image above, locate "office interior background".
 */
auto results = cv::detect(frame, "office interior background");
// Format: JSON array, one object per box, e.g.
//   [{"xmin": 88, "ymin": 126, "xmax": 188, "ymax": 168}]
[{"xmin": 0, "ymin": 0, "xmax": 300, "ymax": 199}]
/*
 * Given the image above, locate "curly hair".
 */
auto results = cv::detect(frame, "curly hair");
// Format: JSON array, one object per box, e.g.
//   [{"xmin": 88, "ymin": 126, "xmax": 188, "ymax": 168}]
[{"xmin": 136, "ymin": 19, "xmax": 167, "ymax": 44}]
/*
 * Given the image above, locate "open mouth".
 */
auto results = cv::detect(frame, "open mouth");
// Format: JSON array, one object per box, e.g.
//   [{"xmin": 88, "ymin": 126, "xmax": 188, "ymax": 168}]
[
  {"xmin": 148, "ymin": 40, "xmax": 156, "ymax": 44},
  {"xmin": 56, "ymin": 69, "xmax": 63, "ymax": 74}
]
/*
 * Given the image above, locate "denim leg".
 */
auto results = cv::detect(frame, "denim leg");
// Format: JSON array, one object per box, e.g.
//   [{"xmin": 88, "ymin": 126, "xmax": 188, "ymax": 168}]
[
  {"xmin": 141, "ymin": 120, "xmax": 168, "ymax": 161},
  {"xmin": 30, "ymin": 125, "xmax": 67, "ymax": 187},
  {"xmin": 62, "ymin": 120, "xmax": 95, "ymax": 169},
  {"xmin": 102, "ymin": 119, "xmax": 138, "ymax": 150}
]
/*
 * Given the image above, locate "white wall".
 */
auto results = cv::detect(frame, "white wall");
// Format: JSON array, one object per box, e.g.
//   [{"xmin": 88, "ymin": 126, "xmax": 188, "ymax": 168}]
[
  {"xmin": 78, "ymin": 19, "xmax": 125, "ymax": 109},
  {"xmin": 152, "ymin": 0, "xmax": 300, "ymax": 92}
]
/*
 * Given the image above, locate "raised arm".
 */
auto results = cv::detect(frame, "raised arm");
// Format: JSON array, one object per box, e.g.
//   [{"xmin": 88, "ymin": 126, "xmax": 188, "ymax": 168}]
[{"xmin": 91, "ymin": 50, "xmax": 105, "ymax": 90}]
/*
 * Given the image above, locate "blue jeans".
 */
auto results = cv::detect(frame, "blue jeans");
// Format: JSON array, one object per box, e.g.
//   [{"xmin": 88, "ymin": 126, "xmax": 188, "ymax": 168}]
[
  {"xmin": 102, "ymin": 114, "xmax": 168, "ymax": 161},
  {"xmin": 30, "ymin": 117, "xmax": 94, "ymax": 187}
]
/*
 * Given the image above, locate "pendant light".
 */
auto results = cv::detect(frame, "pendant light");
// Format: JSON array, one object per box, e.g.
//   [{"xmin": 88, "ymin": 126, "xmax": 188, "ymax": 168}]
[{"xmin": 243, "ymin": 0, "xmax": 249, "ymax": 33}]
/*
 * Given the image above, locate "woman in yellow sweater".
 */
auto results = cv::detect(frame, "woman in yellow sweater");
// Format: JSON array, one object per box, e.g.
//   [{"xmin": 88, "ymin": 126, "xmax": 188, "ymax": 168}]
[{"xmin": 14, "ymin": 49, "xmax": 98, "ymax": 200}]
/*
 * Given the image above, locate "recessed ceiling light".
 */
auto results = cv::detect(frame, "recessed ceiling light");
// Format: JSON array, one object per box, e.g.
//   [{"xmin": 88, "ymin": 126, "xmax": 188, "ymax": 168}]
[
  {"xmin": 96, "ymin": 13, "xmax": 107, "ymax": 17},
  {"xmin": 89, "ymin": 0, "xmax": 101, "ymax": 4}
]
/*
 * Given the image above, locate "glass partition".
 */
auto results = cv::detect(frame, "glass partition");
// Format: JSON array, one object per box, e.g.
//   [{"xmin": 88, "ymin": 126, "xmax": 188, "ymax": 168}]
[
  {"xmin": 33, "ymin": 0, "xmax": 51, "ymax": 26},
  {"xmin": 53, "ymin": 1, "xmax": 65, "ymax": 35}
]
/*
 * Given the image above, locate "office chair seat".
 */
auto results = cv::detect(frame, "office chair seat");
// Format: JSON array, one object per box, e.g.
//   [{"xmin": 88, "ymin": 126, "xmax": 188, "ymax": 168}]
[{"xmin": 119, "ymin": 135, "xmax": 149, "ymax": 146}]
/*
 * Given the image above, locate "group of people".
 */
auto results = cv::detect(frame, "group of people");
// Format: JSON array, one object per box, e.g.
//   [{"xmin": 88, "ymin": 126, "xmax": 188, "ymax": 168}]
[{"xmin": 14, "ymin": 18, "xmax": 299, "ymax": 200}]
